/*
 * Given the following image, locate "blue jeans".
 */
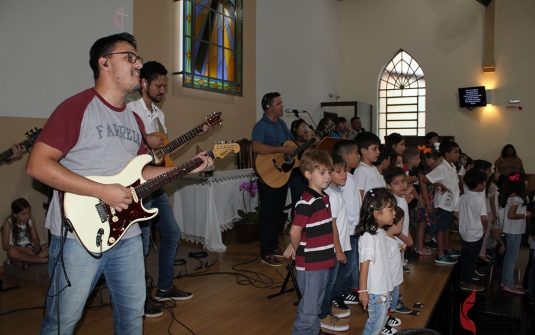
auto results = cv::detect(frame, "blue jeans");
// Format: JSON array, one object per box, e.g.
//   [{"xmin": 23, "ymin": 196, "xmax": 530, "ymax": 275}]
[
  {"xmin": 332, "ymin": 235, "xmax": 358, "ymax": 297},
  {"xmin": 293, "ymin": 269, "xmax": 329, "ymax": 335},
  {"xmin": 502, "ymin": 233, "xmax": 522, "ymax": 287},
  {"xmin": 363, "ymin": 292, "xmax": 391, "ymax": 335},
  {"xmin": 319, "ymin": 261, "xmax": 340, "ymax": 318},
  {"xmin": 40, "ymin": 235, "xmax": 144, "ymax": 335},
  {"xmin": 390, "ymin": 285, "xmax": 399, "ymax": 315},
  {"xmin": 141, "ymin": 188, "xmax": 181, "ymax": 290}
]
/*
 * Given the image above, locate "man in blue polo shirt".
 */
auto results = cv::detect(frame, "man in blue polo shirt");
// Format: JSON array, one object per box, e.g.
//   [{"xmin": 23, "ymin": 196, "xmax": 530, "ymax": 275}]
[{"xmin": 252, "ymin": 92, "xmax": 296, "ymax": 266}]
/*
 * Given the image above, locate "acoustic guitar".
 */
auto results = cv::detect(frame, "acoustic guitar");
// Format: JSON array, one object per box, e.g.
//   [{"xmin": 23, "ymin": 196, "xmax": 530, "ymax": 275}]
[
  {"xmin": 254, "ymin": 123, "xmax": 335, "ymax": 188},
  {"xmin": 0, "ymin": 128, "xmax": 42, "ymax": 163},
  {"xmin": 151, "ymin": 112, "xmax": 222, "ymax": 166},
  {"xmin": 63, "ymin": 141, "xmax": 240, "ymax": 254}
]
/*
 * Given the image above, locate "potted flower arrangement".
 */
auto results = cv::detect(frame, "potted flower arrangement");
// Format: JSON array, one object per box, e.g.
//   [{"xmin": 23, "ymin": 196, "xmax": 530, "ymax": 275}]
[{"xmin": 234, "ymin": 176, "xmax": 260, "ymax": 244}]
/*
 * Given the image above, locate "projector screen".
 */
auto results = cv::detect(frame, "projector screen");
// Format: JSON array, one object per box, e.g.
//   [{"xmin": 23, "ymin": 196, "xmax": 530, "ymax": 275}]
[{"xmin": 0, "ymin": 1, "xmax": 133, "ymax": 118}]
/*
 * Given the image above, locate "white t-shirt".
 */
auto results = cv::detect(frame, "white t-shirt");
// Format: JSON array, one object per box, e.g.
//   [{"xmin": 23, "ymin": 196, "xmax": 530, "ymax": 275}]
[
  {"xmin": 426, "ymin": 160, "xmax": 460, "ymax": 211},
  {"xmin": 359, "ymin": 229, "xmax": 393, "ymax": 295},
  {"xmin": 503, "ymin": 196, "xmax": 527, "ymax": 234},
  {"xmin": 386, "ymin": 235, "xmax": 403, "ymax": 287},
  {"xmin": 355, "ymin": 162, "xmax": 386, "ymax": 193},
  {"xmin": 341, "ymin": 172, "xmax": 362, "ymax": 234},
  {"xmin": 456, "ymin": 191, "xmax": 487, "ymax": 242},
  {"xmin": 325, "ymin": 185, "xmax": 351, "ymax": 252},
  {"xmin": 128, "ymin": 97, "xmax": 168, "ymax": 134},
  {"xmin": 394, "ymin": 195, "xmax": 409, "ymax": 240},
  {"xmin": 485, "ymin": 183, "xmax": 498, "ymax": 216}
]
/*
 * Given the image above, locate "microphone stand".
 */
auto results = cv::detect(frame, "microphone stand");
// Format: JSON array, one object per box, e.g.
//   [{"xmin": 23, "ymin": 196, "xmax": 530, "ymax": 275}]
[{"xmin": 290, "ymin": 112, "xmax": 318, "ymax": 136}]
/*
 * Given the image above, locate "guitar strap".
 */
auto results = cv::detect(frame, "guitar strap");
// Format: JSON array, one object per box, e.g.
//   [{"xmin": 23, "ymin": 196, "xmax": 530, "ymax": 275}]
[{"xmin": 132, "ymin": 112, "xmax": 152, "ymax": 156}]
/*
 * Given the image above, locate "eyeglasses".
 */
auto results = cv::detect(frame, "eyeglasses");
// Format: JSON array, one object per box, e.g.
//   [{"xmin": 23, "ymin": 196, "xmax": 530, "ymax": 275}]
[{"xmin": 103, "ymin": 51, "xmax": 143, "ymax": 64}]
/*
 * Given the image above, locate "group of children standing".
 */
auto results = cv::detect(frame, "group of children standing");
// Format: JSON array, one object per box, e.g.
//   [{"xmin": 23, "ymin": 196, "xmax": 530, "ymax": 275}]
[{"xmin": 285, "ymin": 130, "xmax": 533, "ymax": 335}]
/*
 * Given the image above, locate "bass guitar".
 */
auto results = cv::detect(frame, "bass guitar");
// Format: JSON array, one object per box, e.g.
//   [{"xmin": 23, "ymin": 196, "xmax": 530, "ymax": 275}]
[
  {"xmin": 254, "ymin": 123, "xmax": 335, "ymax": 188},
  {"xmin": 63, "ymin": 141, "xmax": 239, "ymax": 254},
  {"xmin": 151, "ymin": 112, "xmax": 222, "ymax": 166},
  {"xmin": 0, "ymin": 128, "xmax": 42, "ymax": 163}
]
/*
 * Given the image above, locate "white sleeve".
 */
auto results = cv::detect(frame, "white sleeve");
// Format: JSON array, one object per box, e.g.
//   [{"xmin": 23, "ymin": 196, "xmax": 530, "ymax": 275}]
[
  {"xmin": 342, "ymin": 175, "xmax": 361, "ymax": 226},
  {"xmin": 354, "ymin": 167, "xmax": 367, "ymax": 191}
]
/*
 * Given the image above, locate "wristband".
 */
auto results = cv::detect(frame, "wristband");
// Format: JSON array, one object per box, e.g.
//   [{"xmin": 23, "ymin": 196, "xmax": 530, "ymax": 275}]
[{"xmin": 358, "ymin": 290, "xmax": 368, "ymax": 293}]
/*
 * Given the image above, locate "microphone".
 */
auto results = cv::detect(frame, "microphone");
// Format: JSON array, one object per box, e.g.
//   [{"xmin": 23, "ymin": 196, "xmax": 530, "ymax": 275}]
[{"xmin": 285, "ymin": 109, "xmax": 307, "ymax": 114}]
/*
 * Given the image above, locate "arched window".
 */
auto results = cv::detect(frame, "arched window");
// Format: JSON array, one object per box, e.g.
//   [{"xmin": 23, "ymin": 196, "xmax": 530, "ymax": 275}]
[
  {"xmin": 378, "ymin": 50, "xmax": 425, "ymax": 139},
  {"xmin": 181, "ymin": 0, "xmax": 243, "ymax": 96}
]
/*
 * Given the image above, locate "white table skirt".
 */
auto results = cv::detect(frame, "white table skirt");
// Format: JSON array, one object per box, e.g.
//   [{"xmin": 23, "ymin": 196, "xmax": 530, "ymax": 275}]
[{"xmin": 173, "ymin": 168, "xmax": 260, "ymax": 252}]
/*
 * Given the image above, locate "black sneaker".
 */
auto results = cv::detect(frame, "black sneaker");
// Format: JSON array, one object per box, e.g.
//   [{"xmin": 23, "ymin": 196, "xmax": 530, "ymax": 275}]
[
  {"xmin": 272, "ymin": 248, "xmax": 284, "ymax": 258},
  {"xmin": 261, "ymin": 254, "xmax": 283, "ymax": 266},
  {"xmin": 144, "ymin": 298, "xmax": 163, "ymax": 318},
  {"xmin": 393, "ymin": 301, "xmax": 412, "ymax": 314},
  {"xmin": 155, "ymin": 285, "xmax": 193, "ymax": 301},
  {"xmin": 424, "ymin": 240, "xmax": 438, "ymax": 250},
  {"xmin": 474, "ymin": 269, "xmax": 486, "ymax": 277},
  {"xmin": 461, "ymin": 282, "xmax": 484, "ymax": 292},
  {"xmin": 342, "ymin": 293, "xmax": 360, "ymax": 305},
  {"xmin": 332, "ymin": 296, "xmax": 350, "ymax": 310}
]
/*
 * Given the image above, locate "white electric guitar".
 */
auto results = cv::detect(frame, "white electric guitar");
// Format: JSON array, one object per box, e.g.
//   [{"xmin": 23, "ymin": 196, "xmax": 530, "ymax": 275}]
[{"xmin": 63, "ymin": 142, "xmax": 240, "ymax": 254}]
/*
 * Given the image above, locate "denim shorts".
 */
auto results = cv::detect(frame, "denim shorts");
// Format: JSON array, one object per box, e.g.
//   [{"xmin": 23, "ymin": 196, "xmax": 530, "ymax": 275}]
[{"xmin": 436, "ymin": 208, "xmax": 454, "ymax": 233}]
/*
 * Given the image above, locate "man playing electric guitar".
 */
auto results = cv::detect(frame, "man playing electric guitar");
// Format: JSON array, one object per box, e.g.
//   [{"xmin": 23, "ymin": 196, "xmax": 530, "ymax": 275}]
[
  {"xmin": 26, "ymin": 33, "xmax": 212, "ymax": 335},
  {"xmin": 127, "ymin": 61, "xmax": 212, "ymax": 318}
]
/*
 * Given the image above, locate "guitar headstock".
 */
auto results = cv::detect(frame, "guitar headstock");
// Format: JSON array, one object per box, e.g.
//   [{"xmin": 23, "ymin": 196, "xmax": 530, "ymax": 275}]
[
  {"xmin": 206, "ymin": 112, "xmax": 223, "ymax": 128},
  {"xmin": 322, "ymin": 122, "xmax": 336, "ymax": 137},
  {"xmin": 26, "ymin": 128, "xmax": 42, "ymax": 142},
  {"xmin": 212, "ymin": 141, "xmax": 240, "ymax": 159}
]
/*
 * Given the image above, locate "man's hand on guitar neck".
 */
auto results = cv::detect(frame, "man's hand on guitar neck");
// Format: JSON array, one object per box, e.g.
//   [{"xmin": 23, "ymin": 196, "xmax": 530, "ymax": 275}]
[
  {"xmin": 9, "ymin": 143, "xmax": 25, "ymax": 160},
  {"xmin": 197, "ymin": 120, "xmax": 212, "ymax": 136},
  {"xmin": 147, "ymin": 133, "xmax": 165, "ymax": 149}
]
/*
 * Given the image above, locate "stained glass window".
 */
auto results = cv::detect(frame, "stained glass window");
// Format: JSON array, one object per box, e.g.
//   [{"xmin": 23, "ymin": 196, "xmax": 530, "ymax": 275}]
[
  {"xmin": 378, "ymin": 50, "xmax": 425, "ymax": 139},
  {"xmin": 182, "ymin": 0, "xmax": 243, "ymax": 96}
]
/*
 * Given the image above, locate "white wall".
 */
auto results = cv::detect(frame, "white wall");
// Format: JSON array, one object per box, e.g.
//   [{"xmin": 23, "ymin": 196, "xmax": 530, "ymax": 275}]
[
  {"xmin": 256, "ymin": 0, "xmax": 339, "ymax": 129},
  {"xmin": 0, "ymin": 0, "xmax": 133, "ymax": 118},
  {"xmin": 338, "ymin": 0, "xmax": 535, "ymax": 172}
]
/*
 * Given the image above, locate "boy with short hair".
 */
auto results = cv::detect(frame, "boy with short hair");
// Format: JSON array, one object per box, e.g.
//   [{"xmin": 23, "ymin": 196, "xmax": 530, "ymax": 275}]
[
  {"xmin": 455, "ymin": 169, "xmax": 488, "ymax": 292},
  {"xmin": 402, "ymin": 148, "xmax": 426, "ymax": 236},
  {"xmin": 425, "ymin": 131, "xmax": 439, "ymax": 150},
  {"xmin": 288, "ymin": 150, "xmax": 343, "ymax": 335},
  {"xmin": 332, "ymin": 140, "xmax": 363, "ymax": 307},
  {"xmin": 423, "ymin": 141, "xmax": 461, "ymax": 265},
  {"xmin": 354, "ymin": 132, "xmax": 385, "ymax": 198},
  {"xmin": 383, "ymin": 166, "xmax": 415, "ymax": 315},
  {"xmin": 320, "ymin": 154, "xmax": 351, "ymax": 332}
]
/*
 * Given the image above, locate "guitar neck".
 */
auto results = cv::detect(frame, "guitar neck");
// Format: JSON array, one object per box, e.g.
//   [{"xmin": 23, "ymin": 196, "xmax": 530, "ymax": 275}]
[
  {"xmin": 0, "ymin": 138, "xmax": 33, "ymax": 163},
  {"xmin": 292, "ymin": 128, "xmax": 330, "ymax": 157},
  {"xmin": 135, "ymin": 151, "xmax": 215, "ymax": 198},
  {"xmin": 159, "ymin": 125, "xmax": 204, "ymax": 155}
]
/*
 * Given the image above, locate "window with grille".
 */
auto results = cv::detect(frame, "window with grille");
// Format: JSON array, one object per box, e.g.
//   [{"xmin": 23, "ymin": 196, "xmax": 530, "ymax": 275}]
[{"xmin": 378, "ymin": 50, "xmax": 425, "ymax": 139}]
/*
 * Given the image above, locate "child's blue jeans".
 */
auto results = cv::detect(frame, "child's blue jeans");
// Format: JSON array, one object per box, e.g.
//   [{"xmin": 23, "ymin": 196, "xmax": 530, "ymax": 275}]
[{"xmin": 363, "ymin": 292, "xmax": 391, "ymax": 335}]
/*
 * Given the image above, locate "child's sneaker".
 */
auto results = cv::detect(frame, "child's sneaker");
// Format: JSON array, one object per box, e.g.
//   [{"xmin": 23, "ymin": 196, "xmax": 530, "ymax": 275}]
[
  {"xmin": 424, "ymin": 239, "xmax": 438, "ymax": 250},
  {"xmin": 386, "ymin": 315, "xmax": 402, "ymax": 327},
  {"xmin": 435, "ymin": 255, "xmax": 457, "ymax": 265},
  {"xmin": 461, "ymin": 282, "xmax": 484, "ymax": 292},
  {"xmin": 332, "ymin": 296, "xmax": 350, "ymax": 310},
  {"xmin": 320, "ymin": 314, "xmax": 349, "ymax": 332},
  {"xmin": 393, "ymin": 301, "xmax": 412, "ymax": 314},
  {"xmin": 381, "ymin": 324, "xmax": 398, "ymax": 334},
  {"xmin": 331, "ymin": 304, "xmax": 350, "ymax": 318},
  {"xmin": 342, "ymin": 293, "xmax": 360, "ymax": 305},
  {"xmin": 446, "ymin": 248, "xmax": 461, "ymax": 258}
]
